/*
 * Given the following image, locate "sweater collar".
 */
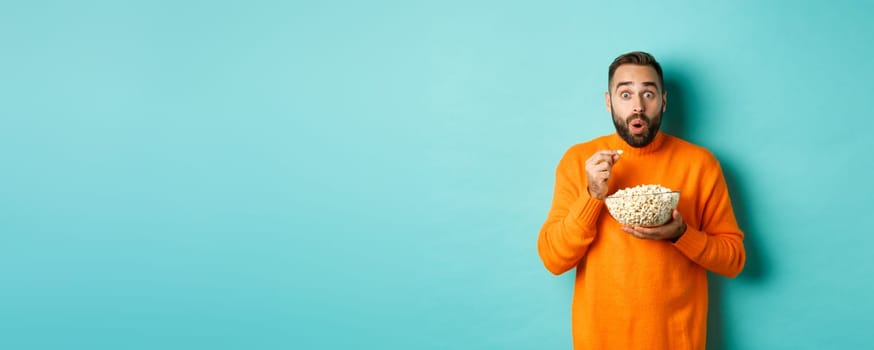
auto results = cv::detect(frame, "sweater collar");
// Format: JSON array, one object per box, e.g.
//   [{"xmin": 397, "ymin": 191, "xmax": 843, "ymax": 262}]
[{"xmin": 611, "ymin": 131, "xmax": 667, "ymax": 156}]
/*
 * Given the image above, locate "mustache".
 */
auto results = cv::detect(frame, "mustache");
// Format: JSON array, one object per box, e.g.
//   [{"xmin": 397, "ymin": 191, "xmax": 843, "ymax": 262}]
[{"xmin": 625, "ymin": 114, "xmax": 651, "ymax": 124}]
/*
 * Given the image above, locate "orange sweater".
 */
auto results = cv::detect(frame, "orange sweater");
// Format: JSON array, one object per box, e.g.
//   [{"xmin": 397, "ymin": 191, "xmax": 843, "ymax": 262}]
[{"xmin": 538, "ymin": 132, "xmax": 745, "ymax": 350}]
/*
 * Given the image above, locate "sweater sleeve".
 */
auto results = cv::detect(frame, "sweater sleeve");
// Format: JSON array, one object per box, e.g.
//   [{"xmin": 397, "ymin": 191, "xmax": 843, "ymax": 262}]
[
  {"xmin": 673, "ymin": 160, "xmax": 746, "ymax": 278},
  {"xmin": 537, "ymin": 148, "xmax": 605, "ymax": 275}
]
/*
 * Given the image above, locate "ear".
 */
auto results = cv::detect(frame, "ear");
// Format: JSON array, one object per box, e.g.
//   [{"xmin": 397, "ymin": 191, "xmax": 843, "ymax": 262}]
[
  {"xmin": 662, "ymin": 91, "xmax": 668, "ymax": 112},
  {"xmin": 605, "ymin": 92, "xmax": 612, "ymax": 113}
]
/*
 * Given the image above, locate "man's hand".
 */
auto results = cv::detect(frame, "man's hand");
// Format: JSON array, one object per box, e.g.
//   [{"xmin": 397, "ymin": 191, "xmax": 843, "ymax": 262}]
[
  {"xmin": 585, "ymin": 150, "xmax": 621, "ymax": 199},
  {"xmin": 621, "ymin": 210, "xmax": 687, "ymax": 242}
]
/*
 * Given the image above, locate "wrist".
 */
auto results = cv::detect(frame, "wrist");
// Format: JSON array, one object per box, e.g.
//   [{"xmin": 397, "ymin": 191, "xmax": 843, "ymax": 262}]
[
  {"xmin": 587, "ymin": 185, "xmax": 605, "ymax": 200},
  {"xmin": 670, "ymin": 222, "xmax": 687, "ymax": 243}
]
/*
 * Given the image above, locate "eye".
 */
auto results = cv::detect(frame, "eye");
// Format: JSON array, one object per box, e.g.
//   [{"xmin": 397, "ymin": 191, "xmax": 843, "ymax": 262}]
[
  {"xmin": 643, "ymin": 91, "xmax": 655, "ymax": 99},
  {"xmin": 620, "ymin": 92, "xmax": 631, "ymax": 99}
]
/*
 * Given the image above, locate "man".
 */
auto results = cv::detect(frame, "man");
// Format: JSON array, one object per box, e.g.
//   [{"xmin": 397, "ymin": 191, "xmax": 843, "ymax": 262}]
[{"xmin": 537, "ymin": 51, "xmax": 745, "ymax": 350}]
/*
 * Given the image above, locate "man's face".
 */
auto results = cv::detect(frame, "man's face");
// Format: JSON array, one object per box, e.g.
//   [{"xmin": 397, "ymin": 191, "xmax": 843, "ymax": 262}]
[{"xmin": 605, "ymin": 64, "xmax": 667, "ymax": 148}]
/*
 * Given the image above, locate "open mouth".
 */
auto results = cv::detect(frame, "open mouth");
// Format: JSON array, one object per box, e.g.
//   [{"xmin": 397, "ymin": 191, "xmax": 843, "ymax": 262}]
[{"xmin": 629, "ymin": 119, "xmax": 647, "ymax": 134}]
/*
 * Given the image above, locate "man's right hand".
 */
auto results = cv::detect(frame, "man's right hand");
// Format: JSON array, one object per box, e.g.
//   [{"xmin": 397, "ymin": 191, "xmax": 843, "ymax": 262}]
[{"xmin": 585, "ymin": 150, "xmax": 621, "ymax": 199}]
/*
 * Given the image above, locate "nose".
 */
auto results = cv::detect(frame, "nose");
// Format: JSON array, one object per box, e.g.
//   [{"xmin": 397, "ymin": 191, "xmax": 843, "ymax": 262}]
[{"xmin": 632, "ymin": 96, "xmax": 645, "ymax": 114}]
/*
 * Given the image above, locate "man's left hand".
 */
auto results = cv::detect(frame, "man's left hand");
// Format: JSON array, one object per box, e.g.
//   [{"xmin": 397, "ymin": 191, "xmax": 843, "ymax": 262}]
[{"xmin": 621, "ymin": 209, "xmax": 687, "ymax": 242}]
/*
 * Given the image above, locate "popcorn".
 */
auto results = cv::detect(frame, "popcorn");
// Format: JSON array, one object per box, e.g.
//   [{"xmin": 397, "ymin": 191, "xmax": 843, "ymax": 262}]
[{"xmin": 604, "ymin": 184, "xmax": 679, "ymax": 226}]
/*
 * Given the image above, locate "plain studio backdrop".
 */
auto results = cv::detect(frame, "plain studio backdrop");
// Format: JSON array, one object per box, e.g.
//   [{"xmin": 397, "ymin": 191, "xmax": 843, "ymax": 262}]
[{"xmin": 2, "ymin": 1, "xmax": 872, "ymax": 349}]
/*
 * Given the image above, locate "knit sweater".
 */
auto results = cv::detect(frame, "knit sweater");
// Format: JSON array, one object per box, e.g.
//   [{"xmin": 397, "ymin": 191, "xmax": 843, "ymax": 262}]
[{"xmin": 537, "ymin": 131, "xmax": 745, "ymax": 350}]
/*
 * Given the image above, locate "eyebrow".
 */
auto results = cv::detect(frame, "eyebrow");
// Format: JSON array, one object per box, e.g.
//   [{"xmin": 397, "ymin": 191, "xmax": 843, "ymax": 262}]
[{"xmin": 614, "ymin": 81, "xmax": 660, "ymax": 91}]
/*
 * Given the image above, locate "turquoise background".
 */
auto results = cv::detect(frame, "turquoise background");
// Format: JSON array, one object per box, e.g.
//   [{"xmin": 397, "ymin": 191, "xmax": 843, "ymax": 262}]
[{"xmin": 2, "ymin": 1, "xmax": 872, "ymax": 349}]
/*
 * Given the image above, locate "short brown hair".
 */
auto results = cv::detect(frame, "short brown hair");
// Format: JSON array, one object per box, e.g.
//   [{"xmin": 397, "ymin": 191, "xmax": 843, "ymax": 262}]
[{"xmin": 608, "ymin": 51, "xmax": 664, "ymax": 90}]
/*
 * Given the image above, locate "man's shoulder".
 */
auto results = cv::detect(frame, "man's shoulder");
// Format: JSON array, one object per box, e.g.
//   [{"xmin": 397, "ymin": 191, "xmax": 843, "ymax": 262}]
[{"xmin": 665, "ymin": 134, "xmax": 719, "ymax": 164}]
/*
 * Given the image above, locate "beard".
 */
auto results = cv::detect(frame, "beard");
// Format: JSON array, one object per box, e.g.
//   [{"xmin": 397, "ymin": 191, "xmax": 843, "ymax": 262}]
[{"xmin": 611, "ymin": 109, "xmax": 662, "ymax": 148}]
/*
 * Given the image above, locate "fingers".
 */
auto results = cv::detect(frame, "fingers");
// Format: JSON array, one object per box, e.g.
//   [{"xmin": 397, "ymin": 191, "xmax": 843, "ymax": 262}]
[
  {"xmin": 589, "ymin": 162, "xmax": 612, "ymax": 182},
  {"xmin": 622, "ymin": 212, "xmax": 684, "ymax": 241},
  {"xmin": 587, "ymin": 150, "xmax": 621, "ymax": 167},
  {"xmin": 586, "ymin": 150, "xmax": 622, "ymax": 181},
  {"xmin": 622, "ymin": 225, "xmax": 657, "ymax": 238},
  {"xmin": 621, "ymin": 226, "xmax": 648, "ymax": 239},
  {"xmin": 623, "ymin": 225, "xmax": 670, "ymax": 240},
  {"xmin": 585, "ymin": 150, "xmax": 622, "ymax": 199}
]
